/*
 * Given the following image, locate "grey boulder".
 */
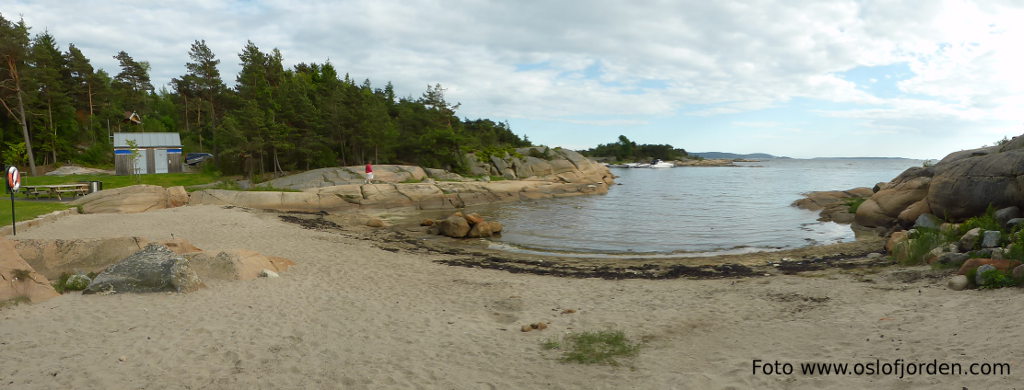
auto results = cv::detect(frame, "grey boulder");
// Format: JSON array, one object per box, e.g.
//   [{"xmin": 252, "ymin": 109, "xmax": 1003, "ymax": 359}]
[{"xmin": 83, "ymin": 244, "xmax": 202, "ymax": 294}]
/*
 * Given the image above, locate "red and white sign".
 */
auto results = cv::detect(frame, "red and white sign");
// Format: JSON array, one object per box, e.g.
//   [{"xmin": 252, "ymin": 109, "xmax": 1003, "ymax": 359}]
[{"xmin": 7, "ymin": 166, "xmax": 20, "ymax": 192}]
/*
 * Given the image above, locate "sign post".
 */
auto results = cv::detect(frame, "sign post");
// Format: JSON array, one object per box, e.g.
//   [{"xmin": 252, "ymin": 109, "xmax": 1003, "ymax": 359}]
[{"xmin": 7, "ymin": 166, "xmax": 20, "ymax": 235}]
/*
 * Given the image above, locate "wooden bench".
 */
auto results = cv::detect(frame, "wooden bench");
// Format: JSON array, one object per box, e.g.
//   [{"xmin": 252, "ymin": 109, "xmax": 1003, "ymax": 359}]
[{"xmin": 20, "ymin": 184, "xmax": 90, "ymax": 200}]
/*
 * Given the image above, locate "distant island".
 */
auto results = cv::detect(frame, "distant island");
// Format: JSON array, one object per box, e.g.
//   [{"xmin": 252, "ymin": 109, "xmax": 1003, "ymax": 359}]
[{"xmin": 691, "ymin": 152, "xmax": 785, "ymax": 159}]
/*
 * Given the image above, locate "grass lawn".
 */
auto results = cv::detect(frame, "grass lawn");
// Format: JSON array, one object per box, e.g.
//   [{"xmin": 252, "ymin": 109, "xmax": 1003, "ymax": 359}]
[
  {"xmin": 0, "ymin": 198, "xmax": 74, "ymax": 228},
  {"xmin": 20, "ymin": 172, "xmax": 222, "ymax": 190}
]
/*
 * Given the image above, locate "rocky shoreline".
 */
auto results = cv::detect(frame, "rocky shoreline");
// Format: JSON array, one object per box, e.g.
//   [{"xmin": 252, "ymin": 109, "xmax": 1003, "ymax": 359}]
[{"xmin": 276, "ymin": 210, "xmax": 891, "ymax": 280}]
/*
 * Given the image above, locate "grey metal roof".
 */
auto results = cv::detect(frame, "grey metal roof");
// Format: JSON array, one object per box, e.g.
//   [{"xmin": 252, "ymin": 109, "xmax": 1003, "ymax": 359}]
[{"xmin": 113, "ymin": 132, "xmax": 182, "ymax": 148}]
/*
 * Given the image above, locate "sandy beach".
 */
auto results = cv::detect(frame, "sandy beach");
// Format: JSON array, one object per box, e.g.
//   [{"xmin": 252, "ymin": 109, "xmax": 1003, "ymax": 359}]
[{"xmin": 2, "ymin": 205, "xmax": 1022, "ymax": 389}]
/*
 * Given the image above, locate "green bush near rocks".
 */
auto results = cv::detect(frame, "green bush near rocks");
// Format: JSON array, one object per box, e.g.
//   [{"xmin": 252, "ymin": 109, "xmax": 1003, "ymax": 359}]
[
  {"xmin": 53, "ymin": 272, "xmax": 97, "ymax": 294},
  {"xmin": 844, "ymin": 197, "xmax": 866, "ymax": 213},
  {"xmin": 976, "ymin": 268, "xmax": 1018, "ymax": 289}
]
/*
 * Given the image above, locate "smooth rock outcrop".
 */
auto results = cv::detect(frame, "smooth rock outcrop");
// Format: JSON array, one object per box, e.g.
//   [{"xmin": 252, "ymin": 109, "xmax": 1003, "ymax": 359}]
[
  {"xmin": 259, "ymin": 165, "xmax": 430, "ymax": 190},
  {"xmin": 855, "ymin": 136, "xmax": 1024, "ymax": 230},
  {"xmin": 83, "ymin": 244, "xmax": 202, "ymax": 294},
  {"xmin": 855, "ymin": 176, "xmax": 930, "ymax": 228},
  {"xmin": 189, "ymin": 250, "xmax": 295, "ymax": 281},
  {"xmin": 791, "ymin": 187, "xmax": 873, "ymax": 224},
  {"xmin": 72, "ymin": 185, "xmax": 189, "ymax": 214},
  {"xmin": 14, "ymin": 237, "xmax": 150, "ymax": 279},
  {"xmin": 0, "ymin": 238, "xmax": 59, "ymax": 303}
]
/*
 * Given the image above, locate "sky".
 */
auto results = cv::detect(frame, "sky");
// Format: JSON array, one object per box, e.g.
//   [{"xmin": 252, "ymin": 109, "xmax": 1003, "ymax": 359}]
[{"xmin": 6, "ymin": 0, "xmax": 1024, "ymax": 159}]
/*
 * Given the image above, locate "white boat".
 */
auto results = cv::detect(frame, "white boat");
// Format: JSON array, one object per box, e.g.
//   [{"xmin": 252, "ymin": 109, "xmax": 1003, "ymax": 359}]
[{"xmin": 648, "ymin": 159, "xmax": 674, "ymax": 168}]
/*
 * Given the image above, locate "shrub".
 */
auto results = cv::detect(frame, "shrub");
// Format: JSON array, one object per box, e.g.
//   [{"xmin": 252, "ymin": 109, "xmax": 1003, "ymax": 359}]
[
  {"xmin": 528, "ymin": 147, "xmax": 553, "ymax": 160},
  {"xmin": 844, "ymin": 197, "xmax": 866, "ymax": 214},
  {"xmin": 977, "ymin": 268, "xmax": 1017, "ymax": 289},
  {"xmin": 960, "ymin": 205, "xmax": 1002, "ymax": 235},
  {"xmin": 892, "ymin": 228, "xmax": 946, "ymax": 265},
  {"xmin": 543, "ymin": 330, "xmax": 641, "ymax": 366},
  {"xmin": 53, "ymin": 272, "xmax": 95, "ymax": 294}
]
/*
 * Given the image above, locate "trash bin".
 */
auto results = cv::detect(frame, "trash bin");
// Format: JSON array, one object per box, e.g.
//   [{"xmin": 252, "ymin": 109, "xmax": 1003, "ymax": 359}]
[{"xmin": 87, "ymin": 181, "xmax": 102, "ymax": 193}]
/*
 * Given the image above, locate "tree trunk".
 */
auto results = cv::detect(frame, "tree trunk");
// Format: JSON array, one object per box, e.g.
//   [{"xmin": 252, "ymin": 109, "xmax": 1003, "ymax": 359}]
[
  {"xmin": 273, "ymin": 146, "xmax": 282, "ymax": 177},
  {"xmin": 48, "ymin": 97, "xmax": 56, "ymax": 164},
  {"xmin": 3, "ymin": 59, "xmax": 37, "ymax": 176},
  {"xmin": 183, "ymin": 94, "xmax": 189, "ymax": 141},
  {"xmin": 87, "ymin": 82, "xmax": 94, "ymax": 142},
  {"xmin": 196, "ymin": 98, "xmax": 203, "ymax": 152}
]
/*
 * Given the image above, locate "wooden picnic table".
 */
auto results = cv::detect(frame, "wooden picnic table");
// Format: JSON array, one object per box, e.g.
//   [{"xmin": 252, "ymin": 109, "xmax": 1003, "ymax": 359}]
[{"xmin": 20, "ymin": 184, "xmax": 90, "ymax": 200}]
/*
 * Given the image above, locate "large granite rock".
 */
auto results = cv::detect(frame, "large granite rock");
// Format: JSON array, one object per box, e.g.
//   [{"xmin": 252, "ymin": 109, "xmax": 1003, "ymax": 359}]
[
  {"xmin": 438, "ymin": 214, "xmax": 471, "ymax": 238},
  {"xmin": 0, "ymin": 238, "xmax": 59, "ymax": 303},
  {"xmin": 854, "ymin": 176, "xmax": 930, "ymax": 228},
  {"xmin": 14, "ymin": 237, "xmax": 149, "ymax": 280},
  {"xmin": 191, "ymin": 180, "xmax": 609, "ymax": 213},
  {"xmin": 72, "ymin": 185, "xmax": 189, "ymax": 214},
  {"xmin": 927, "ymin": 144, "xmax": 1024, "ymax": 220},
  {"xmin": 791, "ymin": 187, "xmax": 873, "ymax": 224},
  {"xmin": 14, "ymin": 237, "xmax": 201, "ymax": 280},
  {"xmin": 83, "ymin": 244, "xmax": 202, "ymax": 294},
  {"xmin": 850, "ymin": 134, "xmax": 1024, "ymax": 230},
  {"xmin": 190, "ymin": 147, "xmax": 612, "ymax": 213},
  {"xmin": 995, "ymin": 206, "xmax": 1022, "ymax": 228},
  {"xmin": 258, "ymin": 165, "xmax": 429, "ymax": 190},
  {"xmin": 189, "ymin": 250, "xmax": 295, "ymax": 281}
]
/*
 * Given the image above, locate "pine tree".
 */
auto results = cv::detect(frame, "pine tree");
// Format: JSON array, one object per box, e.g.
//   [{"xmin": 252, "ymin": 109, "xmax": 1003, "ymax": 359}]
[
  {"xmin": 112, "ymin": 50, "xmax": 154, "ymax": 118},
  {"xmin": 0, "ymin": 14, "xmax": 37, "ymax": 175}
]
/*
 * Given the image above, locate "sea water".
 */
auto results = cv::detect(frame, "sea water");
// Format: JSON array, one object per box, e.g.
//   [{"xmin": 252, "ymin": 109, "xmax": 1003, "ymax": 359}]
[{"xmin": 469, "ymin": 158, "xmax": 921, "ymax": 257}]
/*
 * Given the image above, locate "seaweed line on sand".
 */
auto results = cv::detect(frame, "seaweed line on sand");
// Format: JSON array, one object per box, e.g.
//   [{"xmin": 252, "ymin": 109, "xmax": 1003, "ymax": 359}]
[{"xmin": 275, "ymin": 212, "xmax": 892, "ymax": 280}]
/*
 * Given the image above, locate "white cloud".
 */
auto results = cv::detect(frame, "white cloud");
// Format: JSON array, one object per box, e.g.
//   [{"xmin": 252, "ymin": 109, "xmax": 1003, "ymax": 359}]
[{"xmin": 6, "ymin": 0, "xmax": 1024, "ymax": 155}]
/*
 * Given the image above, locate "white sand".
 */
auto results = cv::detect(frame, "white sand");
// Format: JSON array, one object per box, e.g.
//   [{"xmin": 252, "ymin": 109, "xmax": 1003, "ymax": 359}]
[{"xmin": 1, "ymin": 205, "xmax": 1021, "ymax": 389}]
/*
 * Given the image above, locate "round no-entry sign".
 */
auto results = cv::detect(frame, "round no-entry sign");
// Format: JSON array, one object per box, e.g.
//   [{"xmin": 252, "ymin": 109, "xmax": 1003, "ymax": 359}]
[{"xmin": 7, "ymin": 166, "xmax": 20, "ymax": 192}]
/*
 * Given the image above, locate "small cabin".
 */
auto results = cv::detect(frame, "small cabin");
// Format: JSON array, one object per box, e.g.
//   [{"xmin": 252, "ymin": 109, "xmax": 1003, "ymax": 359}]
[{"xmin": 113, "ymin": 133, "xmax": 183, "ymax": 175}]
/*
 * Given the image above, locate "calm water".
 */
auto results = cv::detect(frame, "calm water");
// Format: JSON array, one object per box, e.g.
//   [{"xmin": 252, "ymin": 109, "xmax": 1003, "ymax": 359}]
[{"xmin": 468, "ymin": 158, "xmax": 921, "ymax": 258}]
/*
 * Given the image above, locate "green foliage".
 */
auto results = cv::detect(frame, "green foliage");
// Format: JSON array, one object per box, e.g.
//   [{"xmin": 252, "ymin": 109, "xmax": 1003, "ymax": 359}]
[
  {"xmin": 977, "ymin": 268, "xmax": 1017, "ymax": 289},
  {"xmin": 472, "ymin": 146, "xmax": 516, "ymax": 163},
  {"xmin": 2, "ymin": 141, "xmax": 27, "ymax": 166},
  {"xmin": 21, "ymin": 172, "xmax": 221, "ymax": 190},
  {"xmin": 53, "ymin": 272, "xmax": 94, "ymax": 294},
  {"xmin": 892, "ymin": 228, "xmax": 946, "ymax": 265},
  {"xmin": 0, "ymin": 16, "xmax": 530, "ymax": 179},
  {"xmin": 578, "ymin": 135, "xmax": 688, "ymax": 162},
  {"xmin": 844, "ymin": 197, "xmax": 866, "ymax": 214},
  {"xmin": 1006, "ymin": 231, "xmax": 1024, "ymax": 262},
  {"xmin": 74, "ymin": 142, "xmax": 113, "ymax": 166},
  {"xmin": 543, "ymin": 330, "xmax": 641, "ymax": 366},
  {"xmin": 0, "ymin": 200, "xmax": 74, "ymax": 228},
  {"xmin": 960, "ymin": 205, "xmax": 1002, "ymax": 235},
  {"xmin": 527, "ymin": 147, "xmax": 552, "ymax": 160}
]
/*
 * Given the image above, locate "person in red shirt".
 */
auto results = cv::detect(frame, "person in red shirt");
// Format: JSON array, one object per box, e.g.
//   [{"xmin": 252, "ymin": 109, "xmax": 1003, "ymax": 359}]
[{"xmin": 365, "ymin": 163, "xmax": 373, "ymax": 184}]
